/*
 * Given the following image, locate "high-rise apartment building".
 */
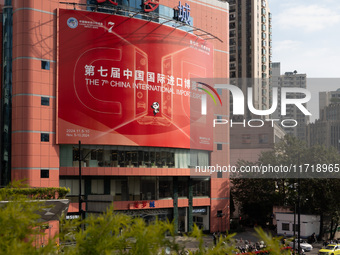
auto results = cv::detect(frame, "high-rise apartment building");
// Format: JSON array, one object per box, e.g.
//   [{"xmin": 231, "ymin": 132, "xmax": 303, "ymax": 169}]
[
  {"xmin": 271, "ymin": 63, "xmax": 309, "ymax": 140},
  {"xmin": 319, "ymin": 89, "xmax": 340, "ymax": 117},
  {"xmin": 307, "ymin": 90, "xmax": 340, "ymax": 152},
  {"xmin": 228, "ymin": 0, "xmax": 272, "ymax": 111}
]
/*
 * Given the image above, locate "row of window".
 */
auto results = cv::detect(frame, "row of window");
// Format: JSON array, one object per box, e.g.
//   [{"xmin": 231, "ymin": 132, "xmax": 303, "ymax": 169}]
[
  {"xmin": 281, "ymin": 222, "xmax": 297, "ymax": 232},
  {"xmin": 60, "ymin": 145, "xmax": 210, "ymax": 168},
  {"xmin": 60, "ymin": 176, "xmax": 210, "ymax": 200},
  {"xmin": 241, "ymin": 134, "xmax": 269, "ymax": 144}
]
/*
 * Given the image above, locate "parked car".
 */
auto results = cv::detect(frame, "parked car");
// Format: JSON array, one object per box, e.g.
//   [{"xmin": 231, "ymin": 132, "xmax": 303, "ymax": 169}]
[
  {"xmin": 318, "ymin": 244, "xmax": 340, "ymax": 255},
  {"xmin": 289, "ymin": 239, "xmax": 313, "ymax": 252}
]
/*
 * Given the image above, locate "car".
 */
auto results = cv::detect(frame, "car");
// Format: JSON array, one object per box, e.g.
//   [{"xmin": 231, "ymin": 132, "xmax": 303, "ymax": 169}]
[
  {"xmin": 318, "ymin": 244, "xmax": 340, "ymax": 255},
  {"xmin": 289, "ymin": 239, "xmax": 313, "ymax": 252}
]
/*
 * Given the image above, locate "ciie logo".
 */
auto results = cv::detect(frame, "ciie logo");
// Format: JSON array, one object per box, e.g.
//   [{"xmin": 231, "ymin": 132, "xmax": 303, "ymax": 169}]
[
  {"xmin": 199, "ymin": 84, "xmax": 312, "ymax": 128},
  {"xmin": 67, "ymin": 17, "xmax": 78, "ymax": 29}
]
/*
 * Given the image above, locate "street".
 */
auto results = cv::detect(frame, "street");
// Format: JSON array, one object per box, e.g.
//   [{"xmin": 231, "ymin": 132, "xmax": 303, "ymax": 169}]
[{"xmin": 175, "ymin": 229, "xmax": 324, "ymax": 254}]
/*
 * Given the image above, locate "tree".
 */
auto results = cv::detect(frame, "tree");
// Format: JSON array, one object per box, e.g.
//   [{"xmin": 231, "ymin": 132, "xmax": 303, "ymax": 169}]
[
  {"xmin": 232, "ymin": 135, "xmax": 340, "ymax": 236},
  {"xmin": 0, "ymin": 181, "xmax": 301, "ymax": 254},
  {"xmin": 231, "ymin": 174, "xmax": 277, "ymax": 226},
  {"xmin": 0, "ymin": 183, "xmax": 59, "ymax": 254}
]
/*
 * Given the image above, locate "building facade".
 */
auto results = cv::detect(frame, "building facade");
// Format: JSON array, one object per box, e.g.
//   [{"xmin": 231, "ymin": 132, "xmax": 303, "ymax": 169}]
[
  {"xmin": 319, "ymin": 89, "xmax": 340, "ymax": 117},
  {"xmin": 0, "ymin": 0, "xmax": 230, "ymax": 233},
  {"xmin": 307, "ymin": 92, "xmax": 340, "ymax": 152},
  {"xmin": 230, "ymin": 122, "xmax": 285, "ymax": 166},
  {"xmin": 228, "ymin": 0, "xmax": 272, "ymax": 112},
  {"xmin": 271, "ymin": 63, "xmax": 309, "ymax": 141}
]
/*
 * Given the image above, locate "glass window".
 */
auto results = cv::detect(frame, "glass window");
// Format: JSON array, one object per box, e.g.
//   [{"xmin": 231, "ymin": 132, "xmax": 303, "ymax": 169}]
[
  {"xmin": 217, "ymin": 144, "xmax": 222, "ymax": 150},
  {"xmin": 60, "ymin": 178, "xmax": 84, "ymax": 196},
  {"xmin": 167, "ymin": 151, "xmax": 175, "ymax": 168},
  {"xmin": 242, "ymin": 134, "xmax": 251, "ymax": 144},
  {"xmin": 112, "ymin": 177, "xmax": 129, "ymax": 201},
  {"xmin": 282, "ymin": 223, "xmax": 290, "ymax": 231},
  {"xmin": 118, "ymin": 151, "xmax": 126, "ymax": 167},
  {"xmin": 192, "ymin": 178, "xmax": 210, "ymax": 197},
  {"xmin": 141, "ymin": 176, "xmax": 156, "ymax": 200},
  {"xmin": 178, "ymin": 177, "xmax": 189, "ymax": 197},
  {"xmin": 91, "ymin": 179, "xmax": 104, "ymax": 194},
  {"xmin": 128, "ymin": 177, "xmax": 141, "ymax": 200},
  {"xmin": 62, "ymin": 145, "xmax": 209, "ymax": 169},
  {"xmin": 259, "ymin": 134, "xmax": 268, "ymax": 144},
  {"xmin": 159, "ymin": 177, "xmax": 173, "ymax": 198},
  {"xmin": 41, "ymin": 97, "xmax": 50, "ymax": 106},
  {"xmin": 41, "ymin": 133, "xmax": 49, "ymax": 142},
  {"xmin": 155, "ymin": 151, "xmax": 162, "ymax": 168},
  {"xmin": 40, "ymin": 169, "xmax": 49, "ymax": 178},
  {"xmin": 150, "ymin": 150, "xmax": 156, "ymax": 167},
  {"xmin": 41, "ymin": 60, "xmax": 50, "ymax": 70},
  {"xmin": 216, "ymin": 115, "xmax": 223, "ymax": 123},
  {"xmin": 143, "ymin": 151, "xmax": 151, "ymax": 167}
]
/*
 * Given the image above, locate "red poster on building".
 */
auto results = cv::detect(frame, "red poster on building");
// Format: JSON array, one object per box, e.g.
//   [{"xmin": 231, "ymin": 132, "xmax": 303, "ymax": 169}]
[{"xmin": 58, "ymin": 9, "xmax": 213, "ymax": 150}]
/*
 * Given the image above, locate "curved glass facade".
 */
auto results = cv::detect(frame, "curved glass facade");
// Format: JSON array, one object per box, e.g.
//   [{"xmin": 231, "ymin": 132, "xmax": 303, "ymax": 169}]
[{"xmin": 60, "ymin": 145, "xmax": 209, "ymax": 169}]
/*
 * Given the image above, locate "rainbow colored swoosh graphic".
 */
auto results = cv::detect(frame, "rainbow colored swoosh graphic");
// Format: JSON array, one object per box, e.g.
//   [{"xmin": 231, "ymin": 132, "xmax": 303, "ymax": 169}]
[{"xmin": 196, "ymin": 82, "xmax": 222, "ymax": 106}]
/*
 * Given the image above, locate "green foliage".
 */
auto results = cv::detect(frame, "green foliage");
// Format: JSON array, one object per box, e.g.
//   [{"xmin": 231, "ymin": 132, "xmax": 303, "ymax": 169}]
[
  {"xmin": 0, "ymin": 181, "xmax": 296, "ymax": 254},
  {"xmin": 188, "ymin": 225, "xmax": 237, "ymax": 255},
  {"xmin": 231, "ymin": 175, "xmax": 277, "ymax": 226},
  {"xmin": 0, "ymin": 187, "xmax": 70, "ymax": 200},
  {"xmin": 0, "ymin": 180, "xmax": 70, "ymax": 200},
  {"xmin": 254, "ymin": 227, "xmax": 291, "ymax": 255},
  {"xmin": 60, "ymin": 207, "xmax": 189, "ymax": 255},
  {"xmin": 232, "ymin": 135, "xmax": 340, "ymax": 232},
  {"xmin": 0, "ymin": 191, "xmax": 58, "ymax": 254}
]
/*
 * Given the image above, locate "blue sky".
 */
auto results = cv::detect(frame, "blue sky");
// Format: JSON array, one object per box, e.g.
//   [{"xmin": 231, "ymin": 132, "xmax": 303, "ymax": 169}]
[{"xmin": 269, "ymin": 0, "xmax": 340, "ymax": 78}]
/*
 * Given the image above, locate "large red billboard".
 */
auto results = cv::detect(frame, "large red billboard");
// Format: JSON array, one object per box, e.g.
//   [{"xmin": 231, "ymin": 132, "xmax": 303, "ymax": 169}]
[{"xmin": 58, "ymin": 9, "xmax": 213, "ymax": 150}]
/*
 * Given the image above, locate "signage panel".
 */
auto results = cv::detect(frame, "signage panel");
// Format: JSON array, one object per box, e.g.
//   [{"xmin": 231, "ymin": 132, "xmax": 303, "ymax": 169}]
[{"xmin": 58, "ymin": 9, "xmax": 213, "ymax": 150}]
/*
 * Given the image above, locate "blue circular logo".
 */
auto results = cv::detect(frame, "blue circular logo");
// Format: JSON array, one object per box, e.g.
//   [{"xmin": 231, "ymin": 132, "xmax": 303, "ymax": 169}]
[{"xmin": 67, "ymin": 17, "xmax": 78, "ymax": 29}]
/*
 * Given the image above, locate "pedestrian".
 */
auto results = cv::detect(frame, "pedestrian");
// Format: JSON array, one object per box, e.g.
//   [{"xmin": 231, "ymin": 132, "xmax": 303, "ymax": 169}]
[
  {"xmin": 213, "ymin": 232, "xmax": 217, "ymax": 246},
  {"xmin": 312, "ymin": 233, "xmax": 317, "ymax": 243},
  {"xmin": 282, "ymin": 232, "xmax": 287, "ymax": 245},
  {"xmin": 323, "ymin": 240, "xmax": 328, "ymax": 247}
]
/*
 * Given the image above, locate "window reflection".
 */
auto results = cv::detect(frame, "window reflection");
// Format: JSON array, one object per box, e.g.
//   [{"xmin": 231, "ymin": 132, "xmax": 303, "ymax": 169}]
[
  {"xmin": 159, "ymin": 177, "xmax": 173, "ymax": 198},
  {"xmin": 62, "ymin": 176, "xmax": 211, "ymax": 201},
  {"xmin": 141, "ymin": 177, "xmax": 156, "ymax": 200},
  {"xmin": 192, "ymin": 178, "xmax": 210, "ymax": 197},
  {"xmin": 178, "ymin": 177, "xmax": 189, "ymax": 197},
  {"xmin": 61, "ymin": 145, "xmax": 209, "ymax": 169}
]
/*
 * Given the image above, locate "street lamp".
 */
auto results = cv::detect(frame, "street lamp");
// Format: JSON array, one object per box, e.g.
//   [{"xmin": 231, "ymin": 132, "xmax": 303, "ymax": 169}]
[
  {"xmin": 297, "ymin": 178, "xmax": 301, "ymax": 255},
  {"xmin": 294, "ymin": 180, "xmax": 308, "ymax": 255},
  {"xmin": 289, "ymin": 183, "xmax": 298, "ymax": 253},
  {"xmin": 293, "ymin": 202, "xmax": 296, "ymax": 252}
]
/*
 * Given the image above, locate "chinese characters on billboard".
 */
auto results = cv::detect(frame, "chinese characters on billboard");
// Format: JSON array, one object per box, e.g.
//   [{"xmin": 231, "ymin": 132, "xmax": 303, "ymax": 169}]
[{"xmin": 58, "ymin": 9, "xmax": 213, "ymax": 150}]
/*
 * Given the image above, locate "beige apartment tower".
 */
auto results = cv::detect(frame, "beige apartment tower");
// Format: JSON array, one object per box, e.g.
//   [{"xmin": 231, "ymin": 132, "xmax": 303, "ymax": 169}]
[{"xmin": 229, "ymin": 0, "xmax": 272, "ymax": 112}]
